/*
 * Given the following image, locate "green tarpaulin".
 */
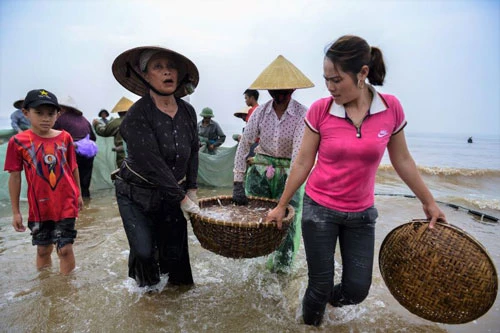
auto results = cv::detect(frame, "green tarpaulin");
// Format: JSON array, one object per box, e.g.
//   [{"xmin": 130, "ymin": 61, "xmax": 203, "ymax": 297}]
[
  {"xmin": 0, "ymin": 131, "xmax": 235, "ymax": 202},
  {"xmin": 0, "ymin": 135, "xmax": 116, "ymax": 202},
  {"xmin": 197, "ymin": 145, "xmax": 237, "ymax": 187}
]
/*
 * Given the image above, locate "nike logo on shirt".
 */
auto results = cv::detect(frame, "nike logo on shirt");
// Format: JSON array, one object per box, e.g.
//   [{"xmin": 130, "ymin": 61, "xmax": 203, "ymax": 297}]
[{"xmin": 378, "ymin": 130, "xmax": 388, "ymax": 138}]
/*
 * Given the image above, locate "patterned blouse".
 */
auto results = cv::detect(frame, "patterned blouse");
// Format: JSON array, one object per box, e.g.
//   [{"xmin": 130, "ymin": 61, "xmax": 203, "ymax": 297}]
[{"xmin": 233, "ymin": 98, "xmax": 308, "ymax": 182}]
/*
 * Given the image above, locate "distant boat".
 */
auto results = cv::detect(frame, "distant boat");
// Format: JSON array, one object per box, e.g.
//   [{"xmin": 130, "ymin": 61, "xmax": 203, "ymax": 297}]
[{"xmin": 468, "ymin": 137, "xmax": 473, "ymax": 144}]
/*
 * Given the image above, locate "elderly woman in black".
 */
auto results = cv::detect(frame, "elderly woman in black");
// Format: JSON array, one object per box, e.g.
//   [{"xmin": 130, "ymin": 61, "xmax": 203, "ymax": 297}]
[{"xmin": 111, "ymin": 46, "xmax": 200, "ymax": 287}]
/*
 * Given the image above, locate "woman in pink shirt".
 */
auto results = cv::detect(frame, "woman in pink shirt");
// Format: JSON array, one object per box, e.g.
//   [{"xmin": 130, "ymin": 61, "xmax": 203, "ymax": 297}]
[{"xmin": 266, "ymin": 35, "xmax": 446, "ymax": 326}]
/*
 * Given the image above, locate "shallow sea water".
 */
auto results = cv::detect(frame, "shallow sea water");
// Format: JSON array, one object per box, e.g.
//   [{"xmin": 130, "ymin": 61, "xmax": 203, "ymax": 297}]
[{"xmin": 0, "ymin": 186, "xmax": 498, "ymax": 333}]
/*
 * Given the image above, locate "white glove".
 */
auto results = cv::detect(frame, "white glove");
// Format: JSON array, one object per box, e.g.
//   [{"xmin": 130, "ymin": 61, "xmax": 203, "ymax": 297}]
[
  {"xmin": 180, "ymin": 196, "xmax": 200, "ymax": 221},
  {"xmin": 187, "ymin": 189, "xmax": 198, "ymax": 205}
]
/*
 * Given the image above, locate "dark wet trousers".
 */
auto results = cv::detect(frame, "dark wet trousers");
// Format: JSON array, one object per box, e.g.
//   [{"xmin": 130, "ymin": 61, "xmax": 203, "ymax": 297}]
[
  {"xmin": 76, "ymin": 154, "xmax": 94, "ymax": 198},
  {"xmin": 115, "ymin": 179, "xmax": 193, "ymax": 287},
  {"xmin": 301, "ymin": 194, "xmax": 377, "ymax": 326}
]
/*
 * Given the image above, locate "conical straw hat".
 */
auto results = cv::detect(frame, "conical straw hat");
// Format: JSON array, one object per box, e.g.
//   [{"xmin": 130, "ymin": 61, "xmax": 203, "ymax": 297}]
[
  {"xmin": 59, "ymin": 96, "xmax": 83, "ymax": 115},
  {"xmin": 233, "ymin": 106, "xmax": 251, "ymax": 118},
  {"xmin": 249, "ymin": 55, "xmax": 314, "ymax": 90},
  {"xmin": 111, "ymin": 96, "xmax": 134, "ymax": 113},
  {"xmin": 112, "ymin": 46, "xmax": 199, "ymax": 98}
]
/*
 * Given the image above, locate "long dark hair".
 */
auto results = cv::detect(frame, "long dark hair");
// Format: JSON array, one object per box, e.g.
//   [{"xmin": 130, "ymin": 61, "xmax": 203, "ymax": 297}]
[{"xmin": 325, "ymin": 35, "xmax": 386, "ymax": 86}]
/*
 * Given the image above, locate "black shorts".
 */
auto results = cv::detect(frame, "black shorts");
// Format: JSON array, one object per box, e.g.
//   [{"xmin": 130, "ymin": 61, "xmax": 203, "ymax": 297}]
[{"xmin": 28, "ymin": 218, "xmax": 77, "ymax": 250}]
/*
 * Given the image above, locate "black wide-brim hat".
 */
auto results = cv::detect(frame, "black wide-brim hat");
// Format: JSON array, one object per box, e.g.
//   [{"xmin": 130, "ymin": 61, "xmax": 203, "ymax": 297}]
[
  {"xmin": 13, "ymin": 99, "xmax": 24, "ymax": 109},
  {"xmin": 112, "ymin": 46, "xmax": 199, "ymax": 98}
]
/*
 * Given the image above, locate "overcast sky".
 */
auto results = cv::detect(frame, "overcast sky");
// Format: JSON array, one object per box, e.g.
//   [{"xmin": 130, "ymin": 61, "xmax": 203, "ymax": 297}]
[{"xmin": 1, "ymin": 0, "xmax": 499, "ymax": 137}]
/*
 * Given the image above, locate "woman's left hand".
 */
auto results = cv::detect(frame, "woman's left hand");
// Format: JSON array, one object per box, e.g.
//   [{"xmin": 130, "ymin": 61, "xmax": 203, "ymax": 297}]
[{"xmin": 423, "ymin": 202, "xmax": 446, "ymax": 229}]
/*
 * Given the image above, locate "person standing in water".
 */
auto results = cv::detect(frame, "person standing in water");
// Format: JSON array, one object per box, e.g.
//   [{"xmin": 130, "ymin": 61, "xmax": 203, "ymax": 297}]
[
  {"xmin": 111, "ymin": 46, "xmax": 201, "ymax": 287},
  {"xmin": 232, "ymin": 55, "xmax": 314, "ymax": 273},
  {"xmin": 266, "ymin": 35, "xmax": 446, "ymax": 326},
  {"xmin": 54, "ymin": 96, "xmax": 97, "ymax": 199},
  {"xmin": 4, "ymin": 89, "xmax": 82, "ymax": 275}
]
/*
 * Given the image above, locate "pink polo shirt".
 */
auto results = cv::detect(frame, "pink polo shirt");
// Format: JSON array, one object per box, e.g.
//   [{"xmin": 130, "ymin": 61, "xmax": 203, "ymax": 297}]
[{"xmin": 304, "ymin": 86, "xmax": 406, "ymax": 212}]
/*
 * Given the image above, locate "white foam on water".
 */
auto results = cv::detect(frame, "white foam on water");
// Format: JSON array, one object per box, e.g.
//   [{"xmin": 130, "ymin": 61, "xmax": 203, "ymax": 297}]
[
  {"xmin": 3, "ymin": 291, "xmax": 16, "ymax": 302},
  {"xmin": 118, "ymin": 274, "xmax": 169, "ymax": 296},
  {"xmin": 105, "ymin": 268, "xmax": 118, "ymax": 277},
  {"xmin": 324, "ymin": 304, "xmax": 368, "ymax": 325}
]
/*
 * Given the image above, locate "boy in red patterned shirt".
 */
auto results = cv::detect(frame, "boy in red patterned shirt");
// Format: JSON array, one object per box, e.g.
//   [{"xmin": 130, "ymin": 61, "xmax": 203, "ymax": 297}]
[{"xmin": 4, "ymin": 89, "xmax": 83, "ymax": 274}]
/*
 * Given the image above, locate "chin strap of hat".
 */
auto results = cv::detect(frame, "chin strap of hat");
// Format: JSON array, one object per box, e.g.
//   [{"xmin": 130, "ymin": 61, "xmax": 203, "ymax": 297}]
[{"xmin": 126, "ymin": 62, "xmax": 187, "ymax": 97}]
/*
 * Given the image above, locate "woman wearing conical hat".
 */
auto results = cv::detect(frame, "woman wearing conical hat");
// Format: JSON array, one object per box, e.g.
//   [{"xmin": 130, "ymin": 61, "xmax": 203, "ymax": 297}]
[
  {"xmin": 54, "ymin": 96, "xmax": 97, "ymax": 199},
  {"xmin": 232, "ymin": 55, "xmax": 314, "ymax": 272},
  {"xmin": 92, "ymin": 96, "xmax": 134, "ymax": 168},
  {"xmin": 111, "ymin": 46, "xmax": 200, "ymax": 287}
]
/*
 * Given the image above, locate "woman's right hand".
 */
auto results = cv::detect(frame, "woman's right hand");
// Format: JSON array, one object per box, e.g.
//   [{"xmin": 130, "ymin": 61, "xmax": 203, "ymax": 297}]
[
  {"xmin": 266, "ymin": 205, "xmax": 287, "ymax": 230},
  {"xmin": 180, "ymin": 196, "xmax": 200, "ymax": 221},
  {"xmin": 423, "ymin": 201, "xmax": 447, "ymax": 229}
]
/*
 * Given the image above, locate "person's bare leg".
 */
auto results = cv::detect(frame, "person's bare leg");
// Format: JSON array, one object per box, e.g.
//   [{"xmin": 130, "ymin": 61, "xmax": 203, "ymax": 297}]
[
  {"xmin": 36, "ymin": 245, "xmax": 53, "ymax": 270},
  {"xmin": 57, "ymin": 244, "xmax": 75, "ymax": 275}
]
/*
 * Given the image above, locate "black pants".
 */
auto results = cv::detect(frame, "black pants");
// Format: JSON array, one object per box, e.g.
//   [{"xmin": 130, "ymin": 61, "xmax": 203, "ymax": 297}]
[
  {"xmin": 301, "ymin": 194, "xmax": 378, "ymax": 326},
  {"xmin": 115, "ymin": 179, "xmax": 193, "ymax": 287},
  {"xmin": 76, "ymin": 154, "xmax": 94, "ymax": 198}
]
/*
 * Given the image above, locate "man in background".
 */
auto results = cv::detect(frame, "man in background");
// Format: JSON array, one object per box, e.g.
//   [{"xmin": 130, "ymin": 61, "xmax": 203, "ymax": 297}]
[
  {"xmin": 198, "ymin": 107, "xmax": 226, "ymax": 154},
  {"xmin": 243, "ymin": 89, "xmax": 259, "ymax": 121}
]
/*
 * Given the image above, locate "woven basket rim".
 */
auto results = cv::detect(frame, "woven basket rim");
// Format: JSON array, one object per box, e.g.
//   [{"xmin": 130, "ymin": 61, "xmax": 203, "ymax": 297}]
[
  {"xmin": 190, "ymin": 195, "xmax": 294, "ymax": 229},
  {"xmin": 381, "ymin": 219, "xmax": 497, "ymax": 272},
  {"xmin": 379, "ymin": 218, "xmax": 498, "ymax": 324}
]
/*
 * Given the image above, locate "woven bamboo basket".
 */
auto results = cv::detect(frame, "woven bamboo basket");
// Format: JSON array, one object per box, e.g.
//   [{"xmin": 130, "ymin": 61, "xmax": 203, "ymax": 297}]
[
  {"xmin": 379, "ymin": 219, "xmax": 498, "ymax": 324},
  {"xmin": 189, "ymin": 195, "xmax": 294, "ymax": 259}
]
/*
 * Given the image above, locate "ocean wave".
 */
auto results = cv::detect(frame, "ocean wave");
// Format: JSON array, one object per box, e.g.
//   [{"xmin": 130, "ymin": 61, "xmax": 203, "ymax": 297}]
[
  {"xmin": 445, "ymin": 196, "xmax": 500, "ymax": 213},
  {"xmin": 378, "ymin": 164, "xmax": 500, "ymax": 177}
]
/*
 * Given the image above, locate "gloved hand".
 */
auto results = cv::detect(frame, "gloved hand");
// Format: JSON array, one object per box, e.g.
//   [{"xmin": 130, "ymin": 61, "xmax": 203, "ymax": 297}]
[
  {"xmin": 187, "ymin": 189, "xmax": 198, "ymax": 205},
  {"xmin": 180, "ymin": 196, "xmax": 200, "ymax": 221},
  {"xmin": 232, "ymin": 182, "xmax": 248, "ymax": 205}
]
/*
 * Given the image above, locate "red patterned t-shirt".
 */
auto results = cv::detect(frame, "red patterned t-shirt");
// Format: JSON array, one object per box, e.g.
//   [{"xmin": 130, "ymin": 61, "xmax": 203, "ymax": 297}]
[{"xmin": 4, "ymin": 130, "xmax": 80, "ymax": 222}]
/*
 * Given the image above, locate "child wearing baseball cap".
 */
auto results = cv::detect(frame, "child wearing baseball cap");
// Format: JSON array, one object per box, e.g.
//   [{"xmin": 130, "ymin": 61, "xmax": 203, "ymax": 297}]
[{"xmin": 4, "ymin": 89, "xmax": 83, "ymax": 275}]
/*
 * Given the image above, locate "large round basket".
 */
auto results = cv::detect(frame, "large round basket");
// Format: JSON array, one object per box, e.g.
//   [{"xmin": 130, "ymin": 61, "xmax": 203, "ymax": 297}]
[
  {"xmin": 190, "ymin": 196, "xmax": 294, "ymax": 259},
  {"xmin": 379, "ymin": 219, "xmax": 498, "ymax": 324}
]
